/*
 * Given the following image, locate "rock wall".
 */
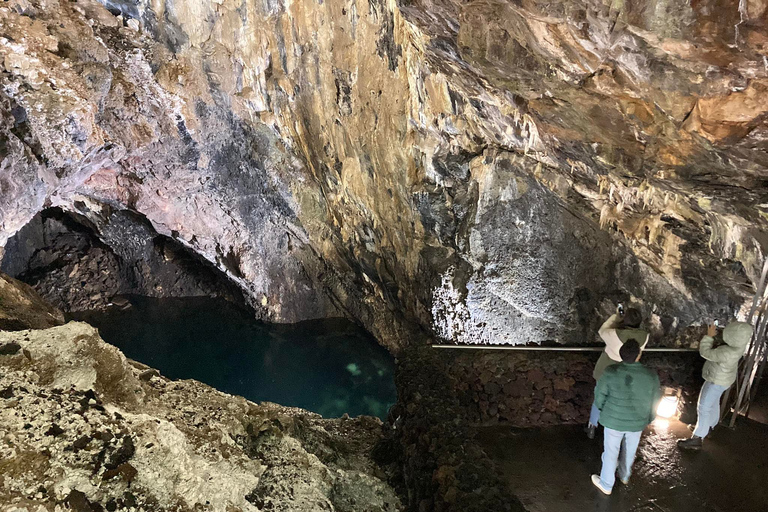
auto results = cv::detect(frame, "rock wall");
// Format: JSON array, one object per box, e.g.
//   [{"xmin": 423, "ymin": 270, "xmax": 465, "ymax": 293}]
[
  {"xmin": 1, "ymin": 0, "xmax": 767, "ymax": 350},
  {"xmin": 2, "ymin": 208, "xmax": 246, "ymax": 311},
  {"xmin": 0, "ymin": 271, "xmax": 64, "ymax": 331},
  {"xmin": 0, "ymin": 0, "xmax": 341, "ymax": 327},
  {"xmin": 0, "ymin": 322, "xmax": 401, "ymax": 511},
  {"xmin": 385, "ymin": 342, "xmax": 705, "ymax": 510},
  {"xmin": 444, "ymin": 349, "xmax": 704, "ymax": 427},
  {"xmin": 386, "ymin": 344, "xmax": 527, "ymax": 512},
  {"xmin": 6, "ymin": 5, "xmax": 762, "ymax": 509}
]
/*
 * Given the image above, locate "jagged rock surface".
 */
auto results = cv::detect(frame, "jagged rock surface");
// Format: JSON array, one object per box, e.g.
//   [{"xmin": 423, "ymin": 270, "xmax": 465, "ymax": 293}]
[
  {"xmin": 0, "ymin": 272, "xmax": 64, "ymax": 331},
  {"xmin": 1, "ymin": 208, "xmax": 246, "ymax": 312},
  {"xmin": 0, "ymin": 322, "xmax": 401, "ymax": 511},
  {"xmin": 1, "ymin": 0, "xmax": 767, "ymax": 350}
]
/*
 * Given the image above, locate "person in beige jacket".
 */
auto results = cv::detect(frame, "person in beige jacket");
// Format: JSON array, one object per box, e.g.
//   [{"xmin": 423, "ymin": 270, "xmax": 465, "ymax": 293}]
[
  {"xmin": 678, "ymin": 320, "xmax": 753, "ymax": 450},
  {"xmin": 586, "ymin": 306, "xmax": 650, "ymax": 439}
]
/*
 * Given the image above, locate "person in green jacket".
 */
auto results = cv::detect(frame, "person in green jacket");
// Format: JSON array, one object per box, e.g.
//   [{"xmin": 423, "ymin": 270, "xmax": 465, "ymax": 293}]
[
  {"xmin": 591, "ymin": 339, "xmax": 661, "ymax": 495},
  {"xmin": 677, "ymin": 320, "xmax": 753, "ymax": 450},
  {"xmin": 586, "ymin": 306, "xmax": 650, "ymax": 439}
]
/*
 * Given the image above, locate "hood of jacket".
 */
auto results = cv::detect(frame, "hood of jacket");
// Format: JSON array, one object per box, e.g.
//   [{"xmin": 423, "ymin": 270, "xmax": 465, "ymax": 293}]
[{"xmin": 723, "ymin": 321, "xmax": 753, "ymax": 349}]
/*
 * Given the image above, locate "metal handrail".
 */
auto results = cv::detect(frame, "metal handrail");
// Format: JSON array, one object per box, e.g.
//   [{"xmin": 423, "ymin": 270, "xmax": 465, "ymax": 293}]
[{"xmin": 432, "ymin": 345, "xmax": 697, "ymax": 352}]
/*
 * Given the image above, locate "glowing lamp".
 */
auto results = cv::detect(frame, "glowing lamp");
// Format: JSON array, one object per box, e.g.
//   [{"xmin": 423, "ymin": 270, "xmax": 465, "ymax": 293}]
[{"xmin": 656, "ymin": 395, "xmax": 679, "ymax": 419}]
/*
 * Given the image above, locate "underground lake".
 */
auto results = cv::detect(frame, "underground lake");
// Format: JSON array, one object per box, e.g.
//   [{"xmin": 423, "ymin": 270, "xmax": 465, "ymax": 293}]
[{"xmin": 70, "ymin": 295, "xmax": 397, "ymax": 419}]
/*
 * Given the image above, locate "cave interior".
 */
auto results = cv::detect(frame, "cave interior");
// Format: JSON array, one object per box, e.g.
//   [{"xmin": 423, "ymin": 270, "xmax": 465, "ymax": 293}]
[{"xmin": 2, "ymin": 0, "xmax": 768, "ymax": 511}]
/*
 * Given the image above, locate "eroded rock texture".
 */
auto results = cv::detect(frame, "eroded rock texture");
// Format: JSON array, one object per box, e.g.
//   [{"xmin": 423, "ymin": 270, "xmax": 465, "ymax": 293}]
[
  {"xmin": 1, "ymin": 0, "xmax": 767, "ymax": 348},
  {"xmin": 0, "ymin": 322, "xmax": 400, "ymax": 511},
  {"xmin": 2, "ymin": 208, "xmax": 246, "ymax": 311},
  {"xmin": 0, "ymin": 271, "xmax": 64, "ymax": 331}
]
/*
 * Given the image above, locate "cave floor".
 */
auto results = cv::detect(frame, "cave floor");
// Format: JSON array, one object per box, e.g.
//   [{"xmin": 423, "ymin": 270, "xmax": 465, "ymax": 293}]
[{"xmin": 477, "ymin": 417, "xmax": 768, "ymax": 512}]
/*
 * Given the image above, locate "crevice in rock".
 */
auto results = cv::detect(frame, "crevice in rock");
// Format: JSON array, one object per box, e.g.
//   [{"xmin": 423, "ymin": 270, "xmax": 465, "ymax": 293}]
[{"xmin": 1, "ymin": 207, "xmax": 246, "ymax": 312}]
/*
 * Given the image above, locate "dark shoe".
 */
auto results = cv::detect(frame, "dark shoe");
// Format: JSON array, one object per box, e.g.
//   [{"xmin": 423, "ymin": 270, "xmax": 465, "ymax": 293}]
[
  {"xmin": 677, "ymin": 436, "xmax": 703, "ymax": 450},
  {"xmin": 585, "ymin": 424, "xmax": 596, "ymax": 440}
]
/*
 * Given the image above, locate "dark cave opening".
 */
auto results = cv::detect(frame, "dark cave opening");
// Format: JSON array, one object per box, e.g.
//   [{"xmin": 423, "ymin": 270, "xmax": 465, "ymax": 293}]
[
  {"xmin": 1, "ymin": 207, "xmax": 396, "ymax": 419},
  {"xmin": 0, "ymin": 206, "xmax": 246, "ymax": 311}
]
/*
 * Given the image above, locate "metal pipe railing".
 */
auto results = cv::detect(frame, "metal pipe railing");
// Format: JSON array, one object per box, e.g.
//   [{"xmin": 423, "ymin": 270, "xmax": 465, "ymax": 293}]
[{"xmin": 432, "ymin": 345, "xmax": 697, "ymax": 352}]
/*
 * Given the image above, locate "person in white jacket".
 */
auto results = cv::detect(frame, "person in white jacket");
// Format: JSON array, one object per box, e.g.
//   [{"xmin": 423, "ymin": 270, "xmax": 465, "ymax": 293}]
[
  {"xmin": 678, "ymin": 321, "xmax": 752, "ymax": 450},
  {"xmin": 586, "ymin": 306, "xmax": 650, "ymax": 439}
]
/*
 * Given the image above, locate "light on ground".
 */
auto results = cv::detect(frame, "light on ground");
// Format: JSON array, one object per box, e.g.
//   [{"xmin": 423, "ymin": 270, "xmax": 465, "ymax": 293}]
[{"xmin": 656, "ymin": 395, "xmax": 678, "ymax": 418}]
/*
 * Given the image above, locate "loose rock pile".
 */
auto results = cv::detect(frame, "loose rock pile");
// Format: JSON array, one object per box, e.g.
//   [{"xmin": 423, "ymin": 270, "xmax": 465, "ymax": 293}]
[{"xmin": 0, "ymin": 323, "xmax": 401, "ymax": 511}]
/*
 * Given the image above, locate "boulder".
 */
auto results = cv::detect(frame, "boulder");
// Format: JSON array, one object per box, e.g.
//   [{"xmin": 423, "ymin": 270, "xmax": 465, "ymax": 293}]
[{"xmin": 0, "ymin": 272, "xmax": 64, "ymax": 331}]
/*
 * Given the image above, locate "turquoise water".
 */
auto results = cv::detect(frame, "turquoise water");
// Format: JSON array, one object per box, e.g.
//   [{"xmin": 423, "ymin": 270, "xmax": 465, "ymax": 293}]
[{"xmin": 71, "ymin": 296, "xmax": 396, "ymax": 419}]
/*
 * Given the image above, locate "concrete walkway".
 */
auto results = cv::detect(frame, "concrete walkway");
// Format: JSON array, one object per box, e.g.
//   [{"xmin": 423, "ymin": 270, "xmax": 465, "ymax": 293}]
[{"xmin": 477, "ymin": 418, "xmax": 768, "ymax": 512}]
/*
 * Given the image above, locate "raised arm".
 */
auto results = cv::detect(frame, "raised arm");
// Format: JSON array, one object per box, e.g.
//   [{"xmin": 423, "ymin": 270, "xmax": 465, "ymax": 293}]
[
  {"xmin": 641, "ymin": 332, "xmax": 650, "ymax": 350},
  {"xmin": 598, "ymin": 313, "xmax": 623, "ymax": 351},
  {"xmin": 699, "ymin": 335, "xmax": 732, "ymax": 363}
]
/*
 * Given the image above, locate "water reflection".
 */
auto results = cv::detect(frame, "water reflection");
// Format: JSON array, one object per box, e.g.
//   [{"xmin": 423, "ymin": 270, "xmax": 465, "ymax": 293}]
[{"xmin": 70, "ymin": 296, "xmax": 396, "ymax": 419}]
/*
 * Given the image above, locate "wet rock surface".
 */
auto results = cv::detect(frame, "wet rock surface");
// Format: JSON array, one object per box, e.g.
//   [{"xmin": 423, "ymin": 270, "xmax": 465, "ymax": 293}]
[
  {"xmin": 479, "ymin": 419, "xmax": 768, "ymax": 512},
  {"xmin": 383, "ymin": 344, "xmax": 527, "ymax": 511},
  {"xmin": 0, "ymin": 323, "xmax": 401, "ymax": 511},
  {"xmin": 383, "ymin": 344, "xmax": 709, "ymax": 510},
  {"xmin": 0, "ymin": 0, "xmax": 765, "ymax": 350}
]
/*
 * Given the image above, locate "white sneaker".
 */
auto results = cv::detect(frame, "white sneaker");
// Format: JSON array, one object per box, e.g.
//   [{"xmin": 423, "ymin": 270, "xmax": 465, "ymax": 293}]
[
  {"xmin": 591, "ymin": 474, "xmax": 612, "ymax": 495},
  {"xmin": 620, "ymin": 476, "xmax": 630, "ymax": 485}
]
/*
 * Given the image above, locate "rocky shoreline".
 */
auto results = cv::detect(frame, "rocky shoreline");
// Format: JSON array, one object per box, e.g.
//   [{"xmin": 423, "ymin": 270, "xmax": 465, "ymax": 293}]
[
  {"xmin": 0, "ymin": 322, "xmax": 401, "ymax": 511},
  {"xmin": 0, "ymin": 271, "xmax": 524, "ymax": 512},
  {"xmin": 0, "ymin": 271, "xmax": 709, "ymax": 512}
]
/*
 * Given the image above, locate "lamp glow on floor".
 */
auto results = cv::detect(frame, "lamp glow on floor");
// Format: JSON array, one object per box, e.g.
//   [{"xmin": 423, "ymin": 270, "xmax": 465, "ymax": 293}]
[{"xmin": 656, "ymin": 395, "xmax": 679, "ymax": 419}]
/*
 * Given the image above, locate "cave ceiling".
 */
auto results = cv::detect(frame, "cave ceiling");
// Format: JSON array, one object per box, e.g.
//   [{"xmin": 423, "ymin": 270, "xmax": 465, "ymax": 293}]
[{"xmin": 1, "ymin": 0, "xmax": 767, "ymax": 348}]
